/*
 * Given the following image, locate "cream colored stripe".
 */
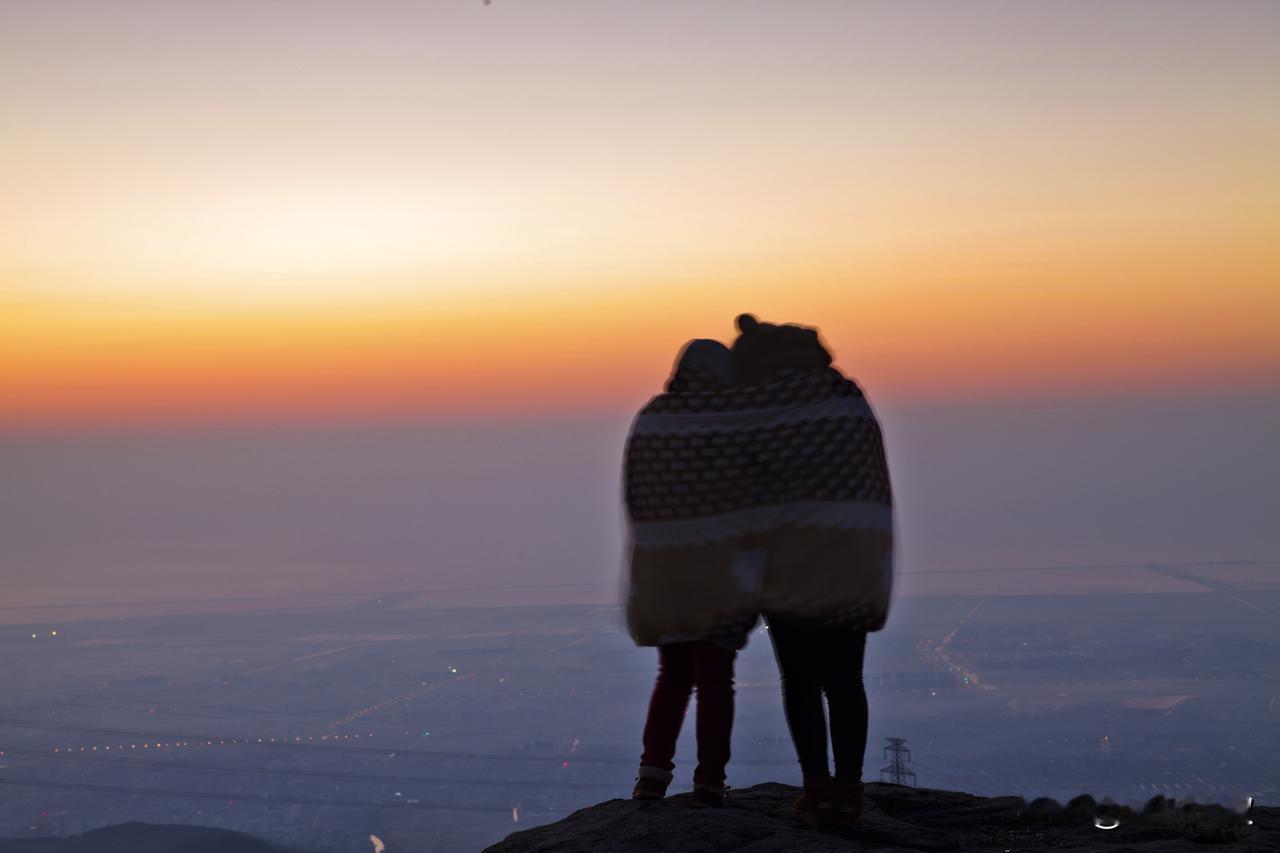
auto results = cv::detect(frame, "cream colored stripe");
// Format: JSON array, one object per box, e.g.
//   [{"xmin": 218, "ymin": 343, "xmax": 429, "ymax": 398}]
[{"xmin": 629, "ymin": 500, "xmax": 892, "ymax": 549}]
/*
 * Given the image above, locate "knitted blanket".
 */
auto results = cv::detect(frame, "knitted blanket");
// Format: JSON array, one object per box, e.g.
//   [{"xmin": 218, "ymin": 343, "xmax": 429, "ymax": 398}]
[{"xmin": 624, "ymin": 361, "xmax": 894, "ymax": 646}]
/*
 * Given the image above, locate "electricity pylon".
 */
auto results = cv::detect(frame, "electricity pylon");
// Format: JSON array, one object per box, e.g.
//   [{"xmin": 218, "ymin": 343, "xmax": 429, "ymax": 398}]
[{"xmin": 880, "ymin": 737, "xmax": 916, "ymax": 786}]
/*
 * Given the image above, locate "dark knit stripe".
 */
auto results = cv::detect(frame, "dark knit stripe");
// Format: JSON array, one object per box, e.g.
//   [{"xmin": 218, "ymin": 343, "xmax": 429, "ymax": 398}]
[{"xmin": 625, "ymin": 369, "xmax": 891, "ymax": 523}]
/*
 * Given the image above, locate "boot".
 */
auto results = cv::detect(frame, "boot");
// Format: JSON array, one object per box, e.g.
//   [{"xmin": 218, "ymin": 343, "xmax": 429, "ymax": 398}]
[
  {"xmin": 690, "ymin": 782, "xmax": 728, "ymax": 809},
  {"xmin": 632, "ymin": 765, "xmax": 672, "ymax": 800},
  {"xmin": 793, "ymin": 775, "xmax": 834, "ymax": 821},
  {"xmin": 832, "ymin": 778, "xmax": 864, "ymax": 826}
]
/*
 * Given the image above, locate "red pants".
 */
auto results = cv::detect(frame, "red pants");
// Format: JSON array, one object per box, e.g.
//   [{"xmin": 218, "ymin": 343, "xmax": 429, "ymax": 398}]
[{"xmin": 640, "ymin": 640, "xmax": 736, "ymax": 787}]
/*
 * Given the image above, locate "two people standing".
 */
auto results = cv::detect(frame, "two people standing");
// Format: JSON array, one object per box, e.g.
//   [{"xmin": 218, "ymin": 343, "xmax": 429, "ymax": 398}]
[{"xmin": 623, "ymin": 315, "xmax": 894, "ymax": 824}]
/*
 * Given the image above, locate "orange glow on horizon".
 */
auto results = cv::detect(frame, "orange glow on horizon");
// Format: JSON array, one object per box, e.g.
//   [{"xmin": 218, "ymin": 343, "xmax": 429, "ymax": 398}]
[
  {"xmin": 5, "ymin": 238, "xmax": 1278, "ymax": 428},
  {"xmin": 3, "ymin": 2, "xmax": 1278, "ymax": 426}
]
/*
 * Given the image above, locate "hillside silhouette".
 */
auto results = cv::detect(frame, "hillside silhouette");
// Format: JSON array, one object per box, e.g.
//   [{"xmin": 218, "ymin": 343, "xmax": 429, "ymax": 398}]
[
  {"xmin": 484, "ymin": 782, "xmax": 1269, "ymax": 852},
  {"xmin": 0, "ymin": 822, "xmax": 305, "ymax": 853}
]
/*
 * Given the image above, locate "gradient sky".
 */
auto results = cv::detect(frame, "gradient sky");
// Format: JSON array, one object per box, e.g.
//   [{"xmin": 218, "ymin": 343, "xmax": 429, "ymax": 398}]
[
  {"xmin": 3, "ymin": 1, "xmax": 1278, "ymax": 425},
  {"xmin": 3, "ymin": 2, "xmax": 1279, "ymax": 612}
]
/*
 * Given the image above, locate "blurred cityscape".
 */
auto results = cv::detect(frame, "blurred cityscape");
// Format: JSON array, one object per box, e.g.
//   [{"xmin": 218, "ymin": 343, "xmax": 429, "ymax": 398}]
[{"xmin": 2, "ymin": 573, "xmax": 1277, "ymax": 851}]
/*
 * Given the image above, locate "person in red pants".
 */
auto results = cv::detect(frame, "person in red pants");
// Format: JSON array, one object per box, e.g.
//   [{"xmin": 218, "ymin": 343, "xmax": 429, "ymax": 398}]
[
  {"xmin": 633, "ymin": 633, "xmax": 745, "ymax": 808},
  {"xmin": 628, "ymin": 338, "xmax": 747, "ymax": 809}
]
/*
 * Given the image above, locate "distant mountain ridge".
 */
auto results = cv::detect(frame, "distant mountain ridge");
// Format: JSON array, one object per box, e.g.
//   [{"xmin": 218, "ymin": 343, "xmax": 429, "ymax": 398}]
[
  {"xmin": 484, "ymin": 782, "xmax": 1272, "ymax": 852},
  {"xmin": 0, "ymin": 822, "xmax": 307, "ymax": 853}
]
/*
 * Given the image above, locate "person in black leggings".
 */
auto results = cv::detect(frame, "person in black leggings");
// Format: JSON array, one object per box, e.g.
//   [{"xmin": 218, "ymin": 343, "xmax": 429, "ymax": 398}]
[
  {"xmin": 765, "ymin": 611, "xmax": 869, "ymax": 824},
  {"xmin": 729, "ymin": 313, "xmax": 883, "ymax": 825}
]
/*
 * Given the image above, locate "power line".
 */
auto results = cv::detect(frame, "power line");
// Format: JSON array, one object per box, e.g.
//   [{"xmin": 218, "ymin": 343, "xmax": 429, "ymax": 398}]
[
  {"xmin": 0, "ymin": 747, "xmax": 608, "ymax": 791},
  {"xmin": 0, "ymin": 582, "xmax": 617, "ymax": 614},
  {"xmin": 900, "ymin": 559, "xmax": 1280, "ymax": 576},
  {"xmin": 0, "ymin": 715, "xmax": 795, "ymax": 766},
  {"xmin": 0, "ymin": 775, "xmax": 512, "ymax": 814},
  {"xmin": 0, "ymin": 687, "xmax": 630, "ymax": 740},
  {"xmin": 1, "ymin": 744, "xmax": 1022, "ymax": 807}
]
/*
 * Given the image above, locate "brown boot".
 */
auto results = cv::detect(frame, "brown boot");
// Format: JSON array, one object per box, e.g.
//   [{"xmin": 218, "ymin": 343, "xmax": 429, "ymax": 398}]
[
  {"xmin": 793, "ymin": 775, "xmax": 834, "ymax": 821},
  {"xmin": 690, "ymin": 783, "xmax": 728, "ymax": 809},
  {"xmin": 832, "ymin": 778, "xmax": 864, "ymax": 826},
  {"xmin": 632, "ymin": 765, "xmax": 672, "ymax": 801}
]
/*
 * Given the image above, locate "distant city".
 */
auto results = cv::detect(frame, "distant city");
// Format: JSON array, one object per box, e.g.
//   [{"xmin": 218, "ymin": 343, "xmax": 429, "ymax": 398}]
[{"xmin": 2, "ymin": 576, "xmax": 1276, "ymax": 852}]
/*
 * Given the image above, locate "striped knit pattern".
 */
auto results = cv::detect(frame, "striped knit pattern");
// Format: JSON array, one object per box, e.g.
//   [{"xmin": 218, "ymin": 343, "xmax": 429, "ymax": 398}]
[{"xmin": 624, "ymin": 366, "xmax": 895, "ymax": 647}]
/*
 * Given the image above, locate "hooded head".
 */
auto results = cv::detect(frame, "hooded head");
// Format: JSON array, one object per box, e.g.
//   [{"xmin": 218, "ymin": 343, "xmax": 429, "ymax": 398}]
[
  {"xmin": 666, "ymin": 338, "xmax": 734, "ymax": 391},
  {"xmin": 731, "ymin": 313, "xmax": 832, "ymax": 385}
]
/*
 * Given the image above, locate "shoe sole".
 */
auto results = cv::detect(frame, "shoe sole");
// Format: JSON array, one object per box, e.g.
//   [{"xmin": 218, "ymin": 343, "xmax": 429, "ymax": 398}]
[{"xmin": 632, "ymin": 783, "xmax": 670, "ymax": 799}]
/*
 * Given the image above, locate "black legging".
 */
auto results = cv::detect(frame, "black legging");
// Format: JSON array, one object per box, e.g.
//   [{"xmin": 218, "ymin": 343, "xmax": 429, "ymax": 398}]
[{"xmin": 765, "ymin": 614, "xmax": 868, "ymax": 782}]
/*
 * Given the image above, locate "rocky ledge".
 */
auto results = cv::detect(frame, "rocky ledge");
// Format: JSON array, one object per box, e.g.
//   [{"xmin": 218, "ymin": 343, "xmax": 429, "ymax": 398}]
[{"xmin": 485, "ymin": 782, "xmax": 1273, "ymax": 852}]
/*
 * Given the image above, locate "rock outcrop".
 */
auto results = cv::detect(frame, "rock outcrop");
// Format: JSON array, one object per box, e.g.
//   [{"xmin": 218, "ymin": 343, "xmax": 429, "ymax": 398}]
[{"xmin": 486, "ymin": 782, "xmax": 1272, "ymax": 852}]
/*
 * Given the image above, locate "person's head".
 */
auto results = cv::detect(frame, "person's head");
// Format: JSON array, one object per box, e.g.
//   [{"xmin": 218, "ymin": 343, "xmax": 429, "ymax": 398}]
[
  {"xmin": 731, "ymin": 313, "xmax": 831, "ymax": 385},
  {"xmin": 666, "ymin": 338, "xmax": 734, "ymax": 390}
]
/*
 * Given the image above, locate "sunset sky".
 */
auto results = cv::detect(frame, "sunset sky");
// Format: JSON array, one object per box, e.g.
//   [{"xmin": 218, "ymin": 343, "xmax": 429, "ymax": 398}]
[
  {"xmin": 3, "ymin": 2, "xmax": 1279, "ymax": 613},
  {"xmin": 3, "ymin": 1, "xmax": 1277, "ymax": 426}
]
